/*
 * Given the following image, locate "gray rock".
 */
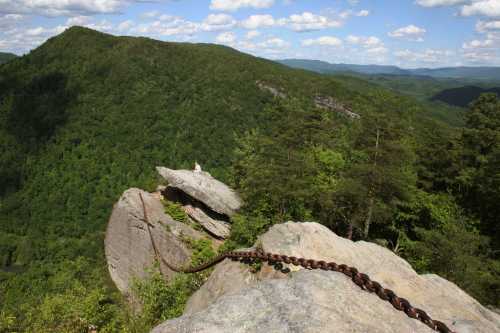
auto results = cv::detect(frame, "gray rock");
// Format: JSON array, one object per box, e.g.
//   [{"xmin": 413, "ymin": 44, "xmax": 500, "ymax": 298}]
[
  {"xmin": 104, "ymin": 188, "xmax": 207, "ymax": 295},
  {"xmin": 156, "ymin": 167, "xmax": 242, "ymax": 217},
  {"xmin": 158, "ymin": 222, "xmax": 500, "ymax": 333},
  {"xmin": 314, "ymin": 95, "xmax": 361, "ymax": 119},
  {"xmin": 182, "ymin": 204, "xmax": 231, "ymax": 239},
  {"xmin": 256, "ymin": 80, "xmax": 287, "ymax": 99},
  {"xmin": 152, "ymin": 270, "xmax": 436, "ymax": 333}
]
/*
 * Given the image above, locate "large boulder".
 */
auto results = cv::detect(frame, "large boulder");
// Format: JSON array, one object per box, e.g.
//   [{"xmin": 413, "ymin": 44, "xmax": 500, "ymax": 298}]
[
  {"xmin": 153, "ymin": 222, "xmax": 500, "ymax": 333},
  {"xmin": 156, "ymin": 167, "xmax": 242, "ymax": 217},
  {"xmin": 104, "ymin": 188, "xmax": 207, "ymax": 295}
]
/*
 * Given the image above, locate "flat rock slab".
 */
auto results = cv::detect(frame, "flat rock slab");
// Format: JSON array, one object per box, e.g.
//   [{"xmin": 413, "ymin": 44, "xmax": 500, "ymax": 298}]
[
  {"xmin": 173, "ymin": 222, "xmax": 500, "ymax": 333},
  {"xmin": 183, "ymin": 204, "xmax": 231, "ymax": 239},
  {"xmin": 156, "ymin": 167, "xmax": 242, "ymax": 217},
  {"xmin": 152, "ymin": 270, "xmax": 437, "ymax": 333},
  {"xmin": 104, "ymin": 188, "xmax": 206, "ymax": 295}
]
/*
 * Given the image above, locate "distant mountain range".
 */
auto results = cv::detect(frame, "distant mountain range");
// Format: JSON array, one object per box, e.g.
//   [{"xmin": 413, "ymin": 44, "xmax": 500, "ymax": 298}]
[
  {"xmin": 278, "ymin": 59, "xmax": 500, "ymax": 81},
  {"xmin": 0, "ymin": 52, "xmax": 17, "ymax": 65}
]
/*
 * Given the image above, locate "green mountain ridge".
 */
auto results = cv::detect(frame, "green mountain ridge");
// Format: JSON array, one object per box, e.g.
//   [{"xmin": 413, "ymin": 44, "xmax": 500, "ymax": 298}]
[
  {"xmin": 0, "ymin": 27, "xmax": 498, "ymax": 332},
  {"xmin": 0, "ymin": 52, "xmax": 17, "ymax": 65}
]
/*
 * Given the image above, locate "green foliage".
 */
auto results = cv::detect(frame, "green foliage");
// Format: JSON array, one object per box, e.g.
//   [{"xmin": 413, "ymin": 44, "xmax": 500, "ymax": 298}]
[
  {"xmin": 131, "ymin": 238, "xmax": 215, "ymax": 331},
  {"xmin": 162, "ymin": 200, "xmax": 188, "ymax": 224},
  {"xmin": 402, "ymin": 218, "xmax": 499, "ymax": 306},
  {"xmin": 131, "ymin": 269, "xmax": 198, "ymax": 330},
  {"xmin": 220, "ymin": 214, "xmax": 274, "ymax": 252}
]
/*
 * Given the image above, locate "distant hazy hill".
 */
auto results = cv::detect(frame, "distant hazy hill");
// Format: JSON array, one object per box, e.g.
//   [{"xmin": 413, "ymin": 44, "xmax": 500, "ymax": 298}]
[
  {"xmin": 0, "ymin": 52, "xmax": 17, "ymax": 64},
  {"xmin": 431, "ymin": 86, "xmax": 500, "ymax": 107},
  {"xmin": 278, "ymin": 59, "xmax": 410, "ymax": 75},
  {"xmin": 278, "ymin": 59, "xmax": 500, "ymax": 81}
]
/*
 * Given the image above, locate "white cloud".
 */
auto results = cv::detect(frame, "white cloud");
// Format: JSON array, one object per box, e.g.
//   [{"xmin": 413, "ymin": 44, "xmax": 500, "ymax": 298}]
[
  {"xmin": 462, "ymin": 39, "xmax": 495, "ymax": 49},
  {"xmin": 356, "ymin": 10, "xmax": 370, "ymax": 16},
  {"xmin": 366, "ymin": 46, "xmax": 388, "ymax": 54},
  {"xmin": 346, "ymin": 35, "xmax": 387, "ymax": 54},
  {"xmin": 302, "ymin": 36, "xmax": 343, "ymax": 46},
  {"xmin": 461, "ymin": 1, "xmax": 500, "ymax": 17},
  {"xmin": 283, "ymin": 12, "xmax": 342, "ymax": 32},
  {"xmin": 239, "ymin": 12, "xmax": 343, "ymax": 31},
  {"xmin": 141, "ymin": 11, "xmax": 160, "ymax": 19},
  {"xmin": 25, "ymin": 25, "xmax": 66, "ymax": 37},
  {"xmin": 117, "ymin": 20, "xmax": 134, "ymax": 32},
  {"xmin": 476, "ymin": 20, "xmax": 500, "ymax": 32},
  {"xmin": 210, "ymin": 0, "xmax": 275, "ymax": 12},
  {"xmin": 131, "ymin": 16, "xmax": 199, "ymax": 36},
  {"xmin": 346, "ymin": 35, "xmax": 383, "ymax": 47},
  {"xmin": 246, "ymin": 30, "xmax": 261, "ymax": 39},
  {"xmin": 260, "ymin": 37, "xmax": 289, "ymax": 48},
  {"xmin": 388, "ymin": 24, "xmax": 426, "ymax": 41},
  {"xmin": 66, "ymin": 15, "xmax": 91, "ymax": 26},
  {"xmin": 215, "ymin": 31, "xmax": 236, "ymax": 44},
  {"xmin": 201, "ymin": 14, "xmax": 236, "ymax": 31},
  {"xmin": 394, "ymin": 48, "xmax": 453, "ymax": 63},
  {"xmin": 415, "ymin": 0, "xmax": 467, "ymax": 7},
  {"xmin": 240, "ymin": 14, "xmax": 276, "ymax": 29},
  {"xmin": 0, "ymin": 0, "xmax": 130, "ymax": 16},
  {"xmin": 462, "ymin": 50, "xmax": 498, "ymax": 63}
]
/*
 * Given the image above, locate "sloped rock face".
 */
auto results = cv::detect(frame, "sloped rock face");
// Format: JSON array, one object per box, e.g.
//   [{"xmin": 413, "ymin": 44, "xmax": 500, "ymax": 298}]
[
  {"xmin": 315, "ymin": 95, "xmax": 360, "ymax": 119},
  {"xmin": 182, "ymin": 204, "xmax": 231, "ymax": 239},
  {"xmin": 104, "ymin": 188, "xmax": 206, "ymax": 295},
  {"xmin": 154, "ymin": 222, "xmax": 500, "ymax": 333},
  {"xmin": 156, "ymin": 167, "xmax": 242, "ymax": 217}
]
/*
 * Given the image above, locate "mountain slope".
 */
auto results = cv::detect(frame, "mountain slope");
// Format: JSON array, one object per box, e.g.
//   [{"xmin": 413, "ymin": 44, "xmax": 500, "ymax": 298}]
[{"xmin": 0, "ymin": 52, "xmax": 17, "ymax": 64}]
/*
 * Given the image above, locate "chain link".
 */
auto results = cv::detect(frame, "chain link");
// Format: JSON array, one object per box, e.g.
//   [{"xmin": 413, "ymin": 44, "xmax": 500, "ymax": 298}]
[{"xmin": 139, "ymin": 193, "xmax": 456, "ymax": 333}]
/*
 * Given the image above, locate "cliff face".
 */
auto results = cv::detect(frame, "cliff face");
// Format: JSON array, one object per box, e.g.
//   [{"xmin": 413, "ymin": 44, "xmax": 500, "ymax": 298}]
[
  {"xmin": 104, "ymin": 167, "xmax": 242, "ymax": 295},
  {"xmin": 152, "ymin": 222, "xmax": 500, "ymax": 333}
]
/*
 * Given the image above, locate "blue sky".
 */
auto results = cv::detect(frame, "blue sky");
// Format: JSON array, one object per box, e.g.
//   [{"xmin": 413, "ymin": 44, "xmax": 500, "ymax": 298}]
[{"xmin": 1, "ymin": 0, "xmax": 500, "ymax": 68}]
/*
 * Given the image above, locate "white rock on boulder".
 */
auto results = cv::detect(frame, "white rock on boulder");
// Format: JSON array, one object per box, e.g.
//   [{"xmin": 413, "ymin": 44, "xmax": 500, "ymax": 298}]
[
  {"xmin": 153, "ymin": 222, "xmax": 500, "ymax": 333},
  {"xmin": 156, "ymin": 167, "xmax": 242, "ymax": 217}
]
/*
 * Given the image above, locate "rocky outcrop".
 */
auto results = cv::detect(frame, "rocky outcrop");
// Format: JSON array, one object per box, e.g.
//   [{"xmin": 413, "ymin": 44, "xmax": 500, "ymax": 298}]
[
  {"xmin": 315, "ymin": 95, "xmax": 360, "ymax": 119},
  {"xmin": 104, "ymin": 188, "xmax": 207, "ymax": 295},
  {"xmin": 153, "ymin": 222, "xmax": 500, "ymax": 333},
  {"xmin": 256, "ymin": 80, "xmax": 287, "ymax": 99},
  {"xmin": 182, "ymin": 204, "xmax": 231, "ymax": 239},
  {"xmin": 105, "ymin": 166, "xmax": 243, "ymax": 295},
  {"xmin": 156, "ymin": 167, "xmax": 242, "ymax": 218}
]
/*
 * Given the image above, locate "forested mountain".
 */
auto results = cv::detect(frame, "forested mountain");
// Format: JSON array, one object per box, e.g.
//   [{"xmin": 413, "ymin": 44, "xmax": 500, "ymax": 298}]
[
  {"xmin": 0, "ymin": 52, "xmax": 17, "ymax": 65},
  {"xmin": 278, "ymin": 58, "xmax": 500, "ymax": 81},
  {"xmin": 431, "ymin": 85, "xmax": 500, "ymax": 107},
  {"xmin": 0, "ymin": 27, "xmax": 498, "ymax": 332}
]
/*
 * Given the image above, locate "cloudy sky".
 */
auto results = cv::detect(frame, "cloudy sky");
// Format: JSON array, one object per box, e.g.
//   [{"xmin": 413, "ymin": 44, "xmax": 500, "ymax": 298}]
[{"xmin": 1, "ymin": 0, "xmax": 500, "ymax": 68}]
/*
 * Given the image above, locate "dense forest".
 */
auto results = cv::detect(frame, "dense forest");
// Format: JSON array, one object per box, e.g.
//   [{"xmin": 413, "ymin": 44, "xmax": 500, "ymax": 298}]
[{"xmin": 0, "ymin": 27, "xmax": 498, "ymax": 332}]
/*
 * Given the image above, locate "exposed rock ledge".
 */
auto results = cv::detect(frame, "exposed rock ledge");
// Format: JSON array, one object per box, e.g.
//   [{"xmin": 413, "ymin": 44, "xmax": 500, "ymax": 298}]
[
  {"xmin": 105, "ymin": 166, "xmax": 242, "ymax": 296},
  {"xmin": 156, "ymin": 167, "xmax": 242, "ymax": 218},
  {"xmin": 152, "ymin": 222, "xmax": 500, "ymax": 333}
]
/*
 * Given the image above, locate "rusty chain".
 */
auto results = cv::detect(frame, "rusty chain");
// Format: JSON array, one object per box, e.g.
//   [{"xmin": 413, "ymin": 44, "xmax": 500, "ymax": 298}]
[{"xmin": 139, "ymin": 193, "xmax": 456, "ymax": 333}]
